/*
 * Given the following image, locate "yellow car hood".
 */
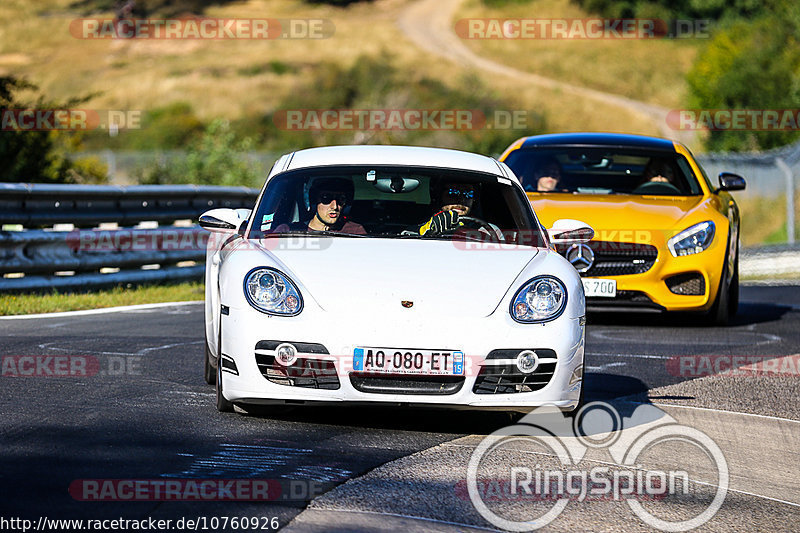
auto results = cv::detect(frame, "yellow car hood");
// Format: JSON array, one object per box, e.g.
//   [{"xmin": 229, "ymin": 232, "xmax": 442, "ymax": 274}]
[{"xmin": 530, "ymin": 194, "xmax": 709, "ymax": 243}]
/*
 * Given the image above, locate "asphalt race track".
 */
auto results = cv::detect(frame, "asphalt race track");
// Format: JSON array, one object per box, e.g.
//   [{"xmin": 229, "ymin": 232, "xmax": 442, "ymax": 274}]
[{"xmin": 1, "ymin": 285, "xmax": 799, "ymax": 532}]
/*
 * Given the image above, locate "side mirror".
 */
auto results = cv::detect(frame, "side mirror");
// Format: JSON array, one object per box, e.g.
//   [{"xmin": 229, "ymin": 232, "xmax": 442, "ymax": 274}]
[
  {"xmin": 547, "ymin": 219, "xmax": 594, "ymax": 244},
  {"xmin": 199, "ymin": 208, "xmax": 248, "ymax": 233},
  {"xmin": 718, "ymin": 172, "xmax": 746, "ymax": 191}
]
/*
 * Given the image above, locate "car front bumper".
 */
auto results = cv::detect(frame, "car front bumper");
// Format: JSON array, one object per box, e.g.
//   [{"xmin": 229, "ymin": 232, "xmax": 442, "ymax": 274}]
[{"xmin": 218, "ymin": 309, "xmax": 585, "ymax": 411}]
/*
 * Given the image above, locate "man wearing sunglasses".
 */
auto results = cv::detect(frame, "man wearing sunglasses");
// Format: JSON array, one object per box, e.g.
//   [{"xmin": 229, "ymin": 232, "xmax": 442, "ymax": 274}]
[
  {"xmin": 306, "ymin": 177, "xmax": 366, "ymax": 234},
  {"xmin": 275, "ymin": 177, "xmax": 366, "ymax": 234},
  {"xmin": 418, "ymin": 183, "xmax": 476, "ymax": 236}
]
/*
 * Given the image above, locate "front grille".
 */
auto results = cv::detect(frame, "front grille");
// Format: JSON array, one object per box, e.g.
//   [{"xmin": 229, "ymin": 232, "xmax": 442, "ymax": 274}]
[
  {"xmin": 473, "ymin": 362, "xmax": 557, "ymax": 394},
  {"xmin": 255, "ymin": 353, "xmax": 340, "ymax": 390},
  {"xmin": 474, "ymin": 349, "xmax": 557, "ymax": 395},
  {"xmin": 587, "ymin": 290, "xmax": 654, "ymax": 304},
  {"xmin": 349, "ymin": 373, "xmax": 465, "ymax": 395},
  {"xmin": 559, "ymin": 241, "xmax": 658, "ymax": 276},
  {"xmin": 665, "ymin": 273, "xmax": 706, "ymax": 295}
]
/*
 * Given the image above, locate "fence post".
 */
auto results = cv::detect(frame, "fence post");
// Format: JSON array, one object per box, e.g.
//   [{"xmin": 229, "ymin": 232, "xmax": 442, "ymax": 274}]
[{"xmin": 776, "ymin": 157, "xmax": 795, "ymax": 244}]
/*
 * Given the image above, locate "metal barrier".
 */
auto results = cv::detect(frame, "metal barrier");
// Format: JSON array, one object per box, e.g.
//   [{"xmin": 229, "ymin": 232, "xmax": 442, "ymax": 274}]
[{"xmin": 0, "ymin": 184, "xmax": 259, "ymax": 292}]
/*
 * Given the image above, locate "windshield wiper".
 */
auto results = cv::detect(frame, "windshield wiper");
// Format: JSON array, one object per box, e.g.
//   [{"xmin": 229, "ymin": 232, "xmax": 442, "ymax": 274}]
[{"xmin": 258, "ymin": 231, "xmax": 367, "ymax": 238}]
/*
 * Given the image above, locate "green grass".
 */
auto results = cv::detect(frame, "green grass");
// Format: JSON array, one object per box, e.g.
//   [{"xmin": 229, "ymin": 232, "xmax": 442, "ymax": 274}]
[
  {"xmin": 0, "ymin": 281, "xmax": 204, "ymax": 316},
  {"xmin": 737, "ymin": 192, "xmax": 800, "ymax": 247}
]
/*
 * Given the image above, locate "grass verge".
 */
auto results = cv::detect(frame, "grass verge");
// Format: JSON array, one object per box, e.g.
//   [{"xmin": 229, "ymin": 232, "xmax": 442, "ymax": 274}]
[{"xmin": 0, "ymin": 281, "xmax": 204, "ymax": 316}]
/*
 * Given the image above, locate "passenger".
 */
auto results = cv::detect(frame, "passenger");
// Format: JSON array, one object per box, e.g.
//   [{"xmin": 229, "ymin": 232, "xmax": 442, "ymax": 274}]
[
  {"xmin": 275, "ymin": 177, "xmax": 366, "ymax": 234},
  {"xmin": 533, "ymin": 157, "xmax": 563, "ymax": 192}
]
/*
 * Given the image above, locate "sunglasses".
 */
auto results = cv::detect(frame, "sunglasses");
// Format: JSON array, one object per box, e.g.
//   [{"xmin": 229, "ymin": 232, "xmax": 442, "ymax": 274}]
[
  {"xmin": 318, "ymin": 192, "xmax": 348, "ymax": 205},
  {"xmin": 444, "ymin": 187, "xmax": 475, "ymax": 201}
]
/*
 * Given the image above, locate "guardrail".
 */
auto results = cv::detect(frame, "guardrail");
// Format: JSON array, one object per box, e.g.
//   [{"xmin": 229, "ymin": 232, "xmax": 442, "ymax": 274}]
[{"xmin": 0, "ymin": 184, "xmax": 259, "ymax": 292}]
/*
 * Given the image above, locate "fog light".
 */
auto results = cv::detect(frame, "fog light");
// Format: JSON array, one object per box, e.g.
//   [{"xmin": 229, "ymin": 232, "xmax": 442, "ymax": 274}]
[
  {"xmin": 516, "ymin": 350, "xmax": 539, "ymax": 374},
  {"xmin": 275, "ymin": 343, "xmax": 298, "ymax": 366}
]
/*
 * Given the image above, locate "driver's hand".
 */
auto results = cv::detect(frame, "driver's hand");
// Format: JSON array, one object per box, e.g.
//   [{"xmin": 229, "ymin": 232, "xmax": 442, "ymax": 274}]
[{"xmin": 419, "ymin": 210, "xmax": 461, "ymax": 235}]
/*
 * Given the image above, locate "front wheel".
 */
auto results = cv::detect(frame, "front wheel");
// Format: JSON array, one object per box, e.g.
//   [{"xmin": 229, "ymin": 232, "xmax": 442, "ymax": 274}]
[
  {"xmin": 216, "ymin": 360, "xmax": 234, "ymax": 413},
  {"xmin": 706, "ymin": 259, "xmax": 731, "ymax": 327},
  {"xmin": 204, "ymin": 341, "xmax": 216, "ymax": 385},
  {"xmin": 728, "ymin": 255, "xmax": 739, "ymax": 318}
]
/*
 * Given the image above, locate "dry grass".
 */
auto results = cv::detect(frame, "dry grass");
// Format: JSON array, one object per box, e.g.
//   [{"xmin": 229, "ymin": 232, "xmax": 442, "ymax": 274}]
[
  {"xmin": 1, "ymin": 0, "xmax": 660, "ymax": 136},
  {"xmin": 737, "ymin": 192, "xmax": 800, "ymax": 247},
  {"xmin": 457, "ymin": 0, "xmax": 700, "ymax": 109}
]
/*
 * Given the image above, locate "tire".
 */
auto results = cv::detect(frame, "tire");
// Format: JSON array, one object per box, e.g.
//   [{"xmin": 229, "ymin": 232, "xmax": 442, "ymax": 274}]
[
  {"xmin": 728, "ymin": 255, "xmax": 739, "ymax": 318},
  {"xmin": 204, "ymin": 341, "xmax": 216, "ymax": 385},
  {"xmin": 706, "ymin": 255, "xmax": 731, "ymax": 327},
  {"xmin": 216, "ymin": 356, "xmax": 234, "ymax": 413}
]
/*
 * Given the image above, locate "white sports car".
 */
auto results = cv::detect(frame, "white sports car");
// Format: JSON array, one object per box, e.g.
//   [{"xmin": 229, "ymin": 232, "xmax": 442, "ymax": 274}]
[{"xmin": 200, "ymin": 145, "xmax": 593, "ymax": 414}]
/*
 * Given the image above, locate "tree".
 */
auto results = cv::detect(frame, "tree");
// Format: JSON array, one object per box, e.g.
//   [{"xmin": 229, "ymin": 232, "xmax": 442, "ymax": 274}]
[{"xmin": 687, "ymin": 12, "xmax": 800, "ymax": 151}]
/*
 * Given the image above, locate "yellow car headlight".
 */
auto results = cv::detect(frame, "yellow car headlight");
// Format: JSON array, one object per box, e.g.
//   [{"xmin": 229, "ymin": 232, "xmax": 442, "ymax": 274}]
[{"xmin": 668, "ymin": 221, "xmax": 715, "ymax": 257}]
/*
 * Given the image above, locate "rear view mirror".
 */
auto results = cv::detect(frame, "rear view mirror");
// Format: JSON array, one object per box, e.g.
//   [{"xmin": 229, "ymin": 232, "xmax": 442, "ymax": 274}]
[
  {"xmin": 547, "ymin": 219, "xmax": 594, "ymax": 244},
  {"xmin": 718, "ymin": 172, "xmax": 746, "ymax": 191},
  {"xmin": 199, "ymin": 208, "xmax": 248, "ymax": 233},
  {"xmin": 373, "ymin": 177, "xmax": 420, "ymax": 193}
]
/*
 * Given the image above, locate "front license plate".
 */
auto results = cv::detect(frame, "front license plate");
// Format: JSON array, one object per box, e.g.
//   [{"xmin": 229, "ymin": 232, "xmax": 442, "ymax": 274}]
[
  {"xmin": 353, "ymin": 348, "xmax": 464, "ymax": 376},
  {"xmin": 582, "ymin": 278, "xmax": 617, "ymax": 297}
]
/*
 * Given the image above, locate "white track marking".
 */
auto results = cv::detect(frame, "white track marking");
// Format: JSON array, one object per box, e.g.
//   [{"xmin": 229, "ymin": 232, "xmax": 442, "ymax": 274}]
[
  {"xmin": 37, "ymin": 340, "xmax": 204, "ymax": 357},
  {"xmin": 0, "ymin": 300, "xmax": 202, "ymax": 320},
  {"xmin": 295, "ymin": 509, "xmax": 504, "ymax": 532}
]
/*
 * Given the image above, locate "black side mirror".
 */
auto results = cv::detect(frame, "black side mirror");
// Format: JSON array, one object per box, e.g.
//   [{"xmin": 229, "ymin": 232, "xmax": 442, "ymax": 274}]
[{"xmin": 718, "ymin": 172, "xmax": 746, "ymax": 191}]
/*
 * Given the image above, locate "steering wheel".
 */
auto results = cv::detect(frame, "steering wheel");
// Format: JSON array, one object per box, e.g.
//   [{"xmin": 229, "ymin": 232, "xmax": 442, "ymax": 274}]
[{"xmin": 451, "ymin": 216, "xmax": 504, "ymax": 242}]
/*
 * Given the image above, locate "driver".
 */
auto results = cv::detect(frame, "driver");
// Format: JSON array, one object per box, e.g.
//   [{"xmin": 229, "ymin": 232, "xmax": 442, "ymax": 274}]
[
  {"xmin": 418, "ymin": 182, "xmax": 476, "ymax": 236},
  {"xmin": 641, "ymin": 158, "xmax": 676, "ymax": 185},
  {"xmin": 275, "ymin": 177, "xmax": 366, "ymax": 234}
]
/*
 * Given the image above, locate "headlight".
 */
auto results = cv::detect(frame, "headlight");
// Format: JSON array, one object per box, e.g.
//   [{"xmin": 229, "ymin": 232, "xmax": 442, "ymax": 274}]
[
  {"xmin": 510, "ymin": 276, "xmax": 567, "ymax": 323},
  {"xmin": 244, "ymin": 267, "xmax": 303, "ymax": 315},
  {"xmin": 668, "ymin": 221, "xmax": 715, "ymax": 257}
]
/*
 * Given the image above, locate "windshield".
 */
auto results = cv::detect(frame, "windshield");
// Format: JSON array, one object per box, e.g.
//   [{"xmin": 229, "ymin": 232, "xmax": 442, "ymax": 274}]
[
  {"xmin": 248, "ymin": 165, "xmax": 545, "ymax": 247},
  {"xmin": 503, "ymin": 148, "xmax": 703, "ymax": 196}
]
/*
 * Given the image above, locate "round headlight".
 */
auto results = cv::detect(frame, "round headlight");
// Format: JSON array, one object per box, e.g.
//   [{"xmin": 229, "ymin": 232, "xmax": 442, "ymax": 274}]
[
  {"xmin": 244, "ymin": 267, "xmax": 303, "ymax": 315},
  {"xmin": 510, "ymin": 276, "xmax": 567, "ymax": 323}
]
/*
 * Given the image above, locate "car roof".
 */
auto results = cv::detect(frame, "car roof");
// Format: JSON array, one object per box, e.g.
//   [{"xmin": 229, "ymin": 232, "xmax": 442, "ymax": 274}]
[
  {"xmin": 514, "ymin": 133, "xmax": 678, "ymax": 152},
  {"xmin": 279, "ymin": 145, "xmax": 509, "ymax": 177}
]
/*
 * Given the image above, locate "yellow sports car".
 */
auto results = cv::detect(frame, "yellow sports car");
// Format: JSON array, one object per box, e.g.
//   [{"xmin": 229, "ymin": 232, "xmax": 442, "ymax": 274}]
[{"xmin": 500, "ymin": 133, "xmax": 746, "ymax": 325}]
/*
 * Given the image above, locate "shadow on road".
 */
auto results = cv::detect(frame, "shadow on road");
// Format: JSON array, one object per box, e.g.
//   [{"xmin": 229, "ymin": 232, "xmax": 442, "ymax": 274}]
[{"xmin": 586, "ymin": 300, "xmax": 791, "ymax": 328}]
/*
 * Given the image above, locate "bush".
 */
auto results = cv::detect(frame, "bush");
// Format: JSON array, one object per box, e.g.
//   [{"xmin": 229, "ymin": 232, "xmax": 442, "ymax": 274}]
[
  {"xmin": 687, "ymin": 12, "xmax": 800, "ymax": 151},
  {"xmin": 260, "ymin": 52, "xmax": 545, "ymax": 156},
  {"xmin": 136, "ymin": 119, "xmax": 261, "ymax": 187},
  {"xmin": 0, "ymin": 76, "xmax": 106, "ymax": 183},
  {"xmin": 80, "ymin": 102, "xmax": 205, "ymax": 151}
]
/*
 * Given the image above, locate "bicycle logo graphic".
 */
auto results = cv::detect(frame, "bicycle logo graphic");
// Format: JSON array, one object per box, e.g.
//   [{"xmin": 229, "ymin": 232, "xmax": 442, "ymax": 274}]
[{"xmin": 466, "ymin": 402, "xmax": 728, "ymax": 532}]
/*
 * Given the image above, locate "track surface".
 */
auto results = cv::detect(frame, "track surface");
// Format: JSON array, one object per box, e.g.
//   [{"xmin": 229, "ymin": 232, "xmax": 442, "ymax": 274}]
[{"xmin": 1, "ymin": 286, "xmax": 798, "ymax": 531}]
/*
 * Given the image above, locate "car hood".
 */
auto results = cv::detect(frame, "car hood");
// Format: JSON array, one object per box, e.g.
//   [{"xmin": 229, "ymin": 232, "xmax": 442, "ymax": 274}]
[
  {"xmin": 254, "ymin": 237, "xmax": 539, "ymax": 317},
  {"xmin": 530, "ymin": 194, "xmax": 708, "ymax": 237}
]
